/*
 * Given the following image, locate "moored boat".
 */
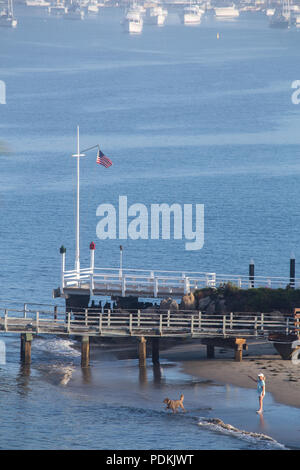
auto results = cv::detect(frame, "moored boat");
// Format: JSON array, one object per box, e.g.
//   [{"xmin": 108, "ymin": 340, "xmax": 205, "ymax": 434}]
[{"xmin": 0, "ymin": 0, "xmax": 17, "ymax": 27}]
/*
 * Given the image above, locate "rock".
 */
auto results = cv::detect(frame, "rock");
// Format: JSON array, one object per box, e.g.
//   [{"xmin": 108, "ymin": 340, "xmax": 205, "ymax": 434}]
[
  {"xmin": 180, "ymin": 292, "xmax": 197, "ymax": 310},
  {"xmin": 197, "ymin": 296, "xmax": 211, "ymax": 310},
  {"xmin": 205, "ymin": 301, "xmax": 216, "ymax": 315},
  {"xmin": 159, "ymin": 298, "xmax": 179, "ymax": 312}
]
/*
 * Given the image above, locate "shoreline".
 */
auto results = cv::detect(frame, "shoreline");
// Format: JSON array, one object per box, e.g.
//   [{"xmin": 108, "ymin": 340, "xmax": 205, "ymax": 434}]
[{"xmin": 160, "ymin": 339, "xmax": 300, "ymax": 409}]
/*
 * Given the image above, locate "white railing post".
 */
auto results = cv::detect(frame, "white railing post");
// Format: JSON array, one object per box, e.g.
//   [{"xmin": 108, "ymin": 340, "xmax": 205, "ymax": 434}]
[
  {"xmin": 223, "ymin": 315, "xmax": 226, "ymax": 336},
  {"xmin": 23, "ymin": 303, "xmax": 27, "ymax": 319},
  {"xmin": 36, "ymin": 311, "xmax": 39, "ymax": 334},
  {"xmin": 167, "ymin": 310, "xmax": 170, "ymax": 328},
  {"xmin": 60, "ymin": 246, "xmax": 66, "ymax": 289},
  {"xmin": 211, "ymin": 273, "xmax": 216, "ymax": 288},
  {"xmin": 137, "ymin": 310, "xmax": 141, "ymax": 328},
  {"xmin": 122, "ymin": 276, "xmax": 126, "ymax": 297},
  {"xmin": 261, "ymin": 313, "xmax": 264, "ymax": 332},
  {"xmin": 108, "ymin": 310, "xmax": 111, "ymax": 328},
  {"xmin": 184, "ymin": 277, "xmax": 190, "ymax": 294},
  {"xmin": 4, "ymin": 309, "xmax": 8, "ymax": 332},
  {"xmin": 254, "ymin": 316, "xmax": 258, "ymax": 336},
  {"xmin": 89, "ymin": 242, "xmax": 95, "ymax": 294},
  {"xmin": 129, "ymin": 313, "xmax": 132, "ymax": 335},
  {"xmin": 99, "ymin": 314, "xmax": 102, "ymax": 334},
  {"xmin": 154, "ymin": 278, "xmax": 158, "ymax": 297},
  {"xmin": 286, "ymin": 317, "xmax": 289, "ymax": 335},
  {"xmin": 198, "ymin": 311, "xmax": 201, "ymax": 330},
  {"xmin": 159, "ymin": 314, "xmax": 163, "ymax": 335},
  {"xmin": 85, "ymin": 308, "xmax": 88, "ymax": 327},
  {"xmin": 67, "ymin": 311, "xmax": 71, "ymax": 333},
  {"xmin": 191, "ymin": 316, "xmax": 194, "ymax": 336}
]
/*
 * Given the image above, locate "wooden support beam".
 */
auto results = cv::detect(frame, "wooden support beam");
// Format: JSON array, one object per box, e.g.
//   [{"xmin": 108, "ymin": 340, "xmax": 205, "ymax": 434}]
[
  {"xmin": 138, "ymin": 336, "xmax": 147, "ymax": 367},
  {"xmin": 20, "ymin": 333, "xmax": 33, "ymax": 364},
  {"xmin": 234, "ymin": 343, "xmax": 243, "ymax": 362},
  {"xmin": 202, "ymin": 337, "xmax": 247, "ymax": 361},
  {"xmin": 151, "ymin": 337, "xmax": 160, "ymax": 365},
  {"xmin": 81, "ymin": 336, "xmax": 90, "ymax": 368}
]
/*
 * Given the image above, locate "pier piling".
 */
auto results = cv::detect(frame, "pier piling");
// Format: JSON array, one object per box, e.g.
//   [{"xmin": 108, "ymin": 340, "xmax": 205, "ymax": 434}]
[
  {"xmin": 81, "ymin": 336, "xmax": 90, "ymax": 368},
  {"xmin": 151, "ymin": 338, "xmax": 160, "ymax": 365},
  {"xmin": 138, "ymin": 336, "xmax": 147, "ymax": 367},
  {"xmin": 20, "ymin": 333, "xmax": 32, "ymax": 364}
]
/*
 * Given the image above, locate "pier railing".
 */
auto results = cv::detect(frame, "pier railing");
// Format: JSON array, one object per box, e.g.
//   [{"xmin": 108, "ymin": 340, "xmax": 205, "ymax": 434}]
[
  {"xmin": 0, "ymin": 307, "xmax": 298, "ymax": 338},
  {"xmin": 61, "ymin": 267, "xmax": 300, "ymax": 298}
]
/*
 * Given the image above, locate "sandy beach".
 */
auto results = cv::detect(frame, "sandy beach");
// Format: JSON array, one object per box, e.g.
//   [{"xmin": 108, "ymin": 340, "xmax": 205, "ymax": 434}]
[{"xmin": 160, "ymin": 339, "xmax": 300, "ymax": 409}]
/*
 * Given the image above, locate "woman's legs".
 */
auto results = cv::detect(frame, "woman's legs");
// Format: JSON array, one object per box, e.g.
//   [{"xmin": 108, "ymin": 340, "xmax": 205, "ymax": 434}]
[{"xmin": 257, "ymin": 394, "xmax": 264, "ymax": 413}]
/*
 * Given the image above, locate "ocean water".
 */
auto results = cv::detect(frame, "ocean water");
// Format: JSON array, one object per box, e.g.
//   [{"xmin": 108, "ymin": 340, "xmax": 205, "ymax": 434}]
[{"xmin": 0, "ymin": 5, "xmax": 300, "ymax": 449}]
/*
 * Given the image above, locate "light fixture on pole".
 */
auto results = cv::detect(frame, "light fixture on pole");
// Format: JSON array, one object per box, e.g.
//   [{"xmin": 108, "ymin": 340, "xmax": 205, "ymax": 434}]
[{"xmin": 120, "ymin": 245, "xmax": 123, "ymax": 277}]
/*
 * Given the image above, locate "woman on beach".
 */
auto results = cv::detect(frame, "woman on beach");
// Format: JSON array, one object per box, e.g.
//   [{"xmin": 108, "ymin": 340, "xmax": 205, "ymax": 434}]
[{"xmin": 248, "ymin": 373, "xmax": 265, "ymax": 414}]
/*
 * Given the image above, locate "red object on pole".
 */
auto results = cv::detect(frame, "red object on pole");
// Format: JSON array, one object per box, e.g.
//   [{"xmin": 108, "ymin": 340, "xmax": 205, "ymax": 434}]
[{"xmin": 90, "ymin": 242, "xmax": 96, "ymax": 250}]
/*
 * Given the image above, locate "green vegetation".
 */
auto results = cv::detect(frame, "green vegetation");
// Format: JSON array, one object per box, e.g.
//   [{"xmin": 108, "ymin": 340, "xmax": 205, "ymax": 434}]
[{"xmin": 194, "ymin": 283, "xmax": 300, "ymax": 313}]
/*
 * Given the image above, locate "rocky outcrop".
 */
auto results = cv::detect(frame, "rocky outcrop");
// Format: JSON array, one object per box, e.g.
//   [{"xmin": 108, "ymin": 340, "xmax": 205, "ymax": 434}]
[
  {"xmin": 159, "ymin": 297, "xmax": 179, "ymax": 312},
  {"xmin": 180, "ymin": 292, "xmax": 197, "ymax": 310}
]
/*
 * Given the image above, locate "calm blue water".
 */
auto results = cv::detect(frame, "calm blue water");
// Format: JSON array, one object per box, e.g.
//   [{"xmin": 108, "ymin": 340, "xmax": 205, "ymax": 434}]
[{"xmin": 0, "ymin": 5, "xmax": 300, "ymax": 449}]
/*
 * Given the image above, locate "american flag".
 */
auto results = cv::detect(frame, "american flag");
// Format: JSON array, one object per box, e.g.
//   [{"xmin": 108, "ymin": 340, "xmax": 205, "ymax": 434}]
[{"xmin": 96, "ymin": 149, "xmax": 112, "ymax": 168}]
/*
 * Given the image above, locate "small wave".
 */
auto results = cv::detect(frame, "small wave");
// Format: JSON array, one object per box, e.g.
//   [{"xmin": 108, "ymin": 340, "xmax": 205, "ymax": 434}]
[
  {"xmin": 198, "ymin": 417, "xmax": 286, "ymax": 450},
  {"xmin": 33, "ymin": 337, "xmax": 81, "ymax": 358}
]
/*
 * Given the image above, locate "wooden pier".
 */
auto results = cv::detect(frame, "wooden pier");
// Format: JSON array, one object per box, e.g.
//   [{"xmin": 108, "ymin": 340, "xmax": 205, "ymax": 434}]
[{"xmin": 0, "ymin": 305, "xmax": 299, "ymax": 366}]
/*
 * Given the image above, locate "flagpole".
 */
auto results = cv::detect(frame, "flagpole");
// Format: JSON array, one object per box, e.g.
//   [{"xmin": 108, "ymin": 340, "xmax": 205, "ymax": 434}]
[
  {"xmin": 73, "ymin": 125, "xmax": 85, "ymax": 277},
  {"xmin": 75, "ymin": 126, "xmax": 80, "ymax": 276}
]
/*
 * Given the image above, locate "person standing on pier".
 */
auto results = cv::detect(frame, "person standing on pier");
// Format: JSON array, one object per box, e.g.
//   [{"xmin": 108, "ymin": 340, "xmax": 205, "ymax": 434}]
[{"xmin": 248, "ymin": 373, "xmax": 266, "ymax": 414}]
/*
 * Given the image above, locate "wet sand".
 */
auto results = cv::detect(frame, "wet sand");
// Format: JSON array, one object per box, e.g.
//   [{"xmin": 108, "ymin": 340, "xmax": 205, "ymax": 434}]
[{"xmin": 160, "ymin": 339, "xmax": 300, "ymax": 409}]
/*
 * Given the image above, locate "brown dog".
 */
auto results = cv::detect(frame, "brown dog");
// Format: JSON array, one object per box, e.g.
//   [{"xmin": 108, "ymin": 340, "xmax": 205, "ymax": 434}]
[{"xmin": 163, "ymin": 394, "xmax": 185, "ymax": 413}]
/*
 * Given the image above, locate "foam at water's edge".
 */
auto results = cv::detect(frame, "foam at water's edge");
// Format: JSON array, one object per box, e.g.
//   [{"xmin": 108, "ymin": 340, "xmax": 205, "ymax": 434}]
[
  {"xmin": 198, "ymin": 417, "xmax": 287, "ymax": 450},
  {"xmin": 33, "ymin": 338, "xmax": 81, "ymax": 357}
]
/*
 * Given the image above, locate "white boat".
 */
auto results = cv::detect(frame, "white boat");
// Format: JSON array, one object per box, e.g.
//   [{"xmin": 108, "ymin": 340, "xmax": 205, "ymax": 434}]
[
  {"xmin": 0, "ymin": 0, "xmax": 17, "ymax": 27},
  {"xmin": 64, "ymin": 3, "xmax": 85, "ymax": 19},
  {"xmin": 124, "ymin": 9, "xmax": 143, "ymax": 32},
  {"xmin": 183, "ymin": 4, "xmax": 204, "ymax": 24},
  {"xmin": 87, "ymin": 1, "xmax": 99, "ymax": 13},
  {"xmin": 295, "ymin": 14, "xmax": 300, "ymax": 26},
  {"xmin": 144, "ymin": 5, "xmax": 168, "ymax": 25},
  {"xmin": 266, "ymin": 8, "xmax": 275, "ymax": 16},
  {"xmin": 26, "ymin": 0, "xmax": 50, "ymax": 7},
  {"xmin": 48, "ymin": 3, "xmax": 68, "ymax": 15},
  {"xmin": 214, "ymin": 5, "xmax": 239, "ymax": 18}
]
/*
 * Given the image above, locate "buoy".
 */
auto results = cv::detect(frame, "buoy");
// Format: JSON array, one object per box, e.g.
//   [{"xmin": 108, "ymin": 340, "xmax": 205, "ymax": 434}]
[{"xmin": 217, "ymin": 32, "xmax": 220, "ymax": 39}]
